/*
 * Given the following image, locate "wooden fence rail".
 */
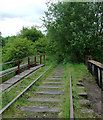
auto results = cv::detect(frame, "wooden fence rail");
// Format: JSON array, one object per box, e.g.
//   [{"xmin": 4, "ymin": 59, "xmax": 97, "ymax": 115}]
[{"xmin": 88, "ymin": 60, "xmax": 103, "ymax": 90}]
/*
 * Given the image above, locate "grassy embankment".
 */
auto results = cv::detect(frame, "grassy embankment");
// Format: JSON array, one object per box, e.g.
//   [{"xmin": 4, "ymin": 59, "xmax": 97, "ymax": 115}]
[{"xmin": 1, "ymin": 57, "xmax": 100, "ymax": 118}]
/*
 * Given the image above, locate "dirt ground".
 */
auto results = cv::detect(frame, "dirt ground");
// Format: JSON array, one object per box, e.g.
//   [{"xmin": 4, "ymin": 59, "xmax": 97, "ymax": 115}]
[{"xmin": 83, "ymin": 73, "xmax": 103, "ymax": 117}]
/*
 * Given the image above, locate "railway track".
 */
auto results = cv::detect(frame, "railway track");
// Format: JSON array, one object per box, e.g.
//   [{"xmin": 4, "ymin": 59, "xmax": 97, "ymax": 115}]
[
  {"xmin": 1, "ymin": 64, "xmax": 96, "ymax": 119},
  {"xmin": 0, "ymin": 64, "xmax": 44, "ymax": 93},
  {"xmin": 69, "ymin": 68, "xmax": 97, "ymax": 119},
  {"xmin": 0, "ymin": 66, "xmax": 51, "ymax": 115},
  {"xmin": 1, "ymin": 65, "xmax": 65, "ymax": 118}
]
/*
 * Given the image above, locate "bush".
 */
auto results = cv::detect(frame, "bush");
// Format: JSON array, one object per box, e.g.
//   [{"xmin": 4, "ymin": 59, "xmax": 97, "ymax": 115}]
[
  {"xmin": 34, "ymin": 37, "xmax": 48, "ymax": 55},
  {"xmin": 2, "ymin": 37, "xmax": 34, "ymax": 63}
]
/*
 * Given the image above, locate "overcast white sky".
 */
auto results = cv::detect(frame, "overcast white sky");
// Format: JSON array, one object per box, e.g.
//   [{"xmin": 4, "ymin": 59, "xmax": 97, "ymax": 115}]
[{"xmin": 0, "ymin": 0, "xmax": 49, "ymax": 37}]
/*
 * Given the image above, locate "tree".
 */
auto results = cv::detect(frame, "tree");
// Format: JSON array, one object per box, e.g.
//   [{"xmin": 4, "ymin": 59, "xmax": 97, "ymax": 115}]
[
  {"xmin": 43, "ymin": 2, "xmax": 103, "ymax": 62},
  {"xmin": 18, "ymin": 26, "xmax": 44, "ymax": 42},
  {"xmin": 2, "ymin": 38, "xmax": 34, "ymax": 63},
  {"xmin": 34, "ymin": 37, "xmax": 48, "ymax": 54},
  {"xmin": 2, "ymin": 35, "xmax": 16, "ymax": 47}
]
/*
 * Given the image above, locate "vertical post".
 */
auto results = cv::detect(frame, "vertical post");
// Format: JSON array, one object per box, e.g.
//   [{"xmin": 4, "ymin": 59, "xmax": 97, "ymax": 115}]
[
  {"xmin": 34, "ymin": 56, "xmax": 36, "ymax": 67},
  {"xmin": 28, "ymin": 57, "xmax": 30, "ymax": 69},
  {"xmin": 92, "ymin": 65, "xmax": 94, "ymax": 75},
  {"xmin": 87, "ymin": 61, "xmax": 89, "ymax": 71},
  {"xmin": 97, "ymin": 67, "xmax": 99, "ymax": 86},
  {"xmin": 100, "ymin": 68, "xmax": 102, "ymax": 89},
  {"xmin": 40, "ymin": 55, "xmax": 42, "ymax": 64},
  {"xmin": 91, "ymin": 63, "xmax": 92, "ymax": 74},
  {"xmin": 91, "ymin": 63, "xmax": 94, "ymax": 75},
  {"xmin": 91, "ymin": 56, "xmax": 92, "ymax": 60},
  {"xmin": 90, "ymin": 63, "xmax": 92, "ymax": 74},
  {"xmin": 95, "ymin": 66, "xmax": 98, "ymax": 85},
  {"xmin": 17, "ymin": 60, "xmax": 20, "ymax": 74},
  {"xmin": 94, "ymin": 65, "xmax": 96, "ymax": 78}
]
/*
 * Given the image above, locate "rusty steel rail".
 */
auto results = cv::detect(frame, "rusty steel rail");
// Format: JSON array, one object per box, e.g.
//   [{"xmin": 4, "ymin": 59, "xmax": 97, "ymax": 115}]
[
  {"xmin": 0, "ymin": 66, "xmax": 51, "ymax": 115},
  {"xmin": 70, "ymin": 70, "xmax": 74, "ymax": 119}
]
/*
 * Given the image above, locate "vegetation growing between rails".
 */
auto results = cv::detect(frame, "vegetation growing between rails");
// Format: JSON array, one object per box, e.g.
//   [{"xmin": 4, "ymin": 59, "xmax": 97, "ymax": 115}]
[
  {"xmin": 1, "ymin": 58, "xmax": 57, "ymax": 109},
  {"xmin": 2, "ymin": 60, "xmax": 58, "ymax": 118},
  {"xmin": 60, "ymin": 64, "xmax": 70, "ymax": 118},
  {"xmin": 1, "ymin": 60, "xmax": 102, "ymax": 118},
  {"xmin": 63, "ymin": 63, "xmax": 101, "ymax": 118}
]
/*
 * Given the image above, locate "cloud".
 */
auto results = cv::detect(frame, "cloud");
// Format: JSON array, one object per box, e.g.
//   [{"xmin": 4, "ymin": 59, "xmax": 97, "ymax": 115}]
[
  {"xmin": 0, "ymin": 0, "xmax": 48, "ymax": 37},
  {"xmin": 0, "ymin": 13, "xmax": 26, "ymax": 21},
  {"xmin": 0, "ymin": 18, "xmax": 43, "ymax": 36}
]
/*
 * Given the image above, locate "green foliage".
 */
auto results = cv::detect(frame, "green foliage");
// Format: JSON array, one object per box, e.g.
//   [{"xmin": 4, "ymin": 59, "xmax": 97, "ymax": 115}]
[
  {"xmin": 2, "ymin": 38, "xmax": 34, "ymax": 63},
  {"xmin": 34, "ymin": 37, "xmax": 48, "ymax": 54},
  {"xmin": 2, "ymin": 36, "xmax": 16, "ymax": 47},
  {"xmin": 18, "ymin": 26, "xmax": 44, "ymax": 42},
  {"xmin": 43, "ymin": 2, "xmax": 103, "ymax": 63},
  {"xmin": 2, "ymin": 26, "xmax": 46, "ymax": 71}
]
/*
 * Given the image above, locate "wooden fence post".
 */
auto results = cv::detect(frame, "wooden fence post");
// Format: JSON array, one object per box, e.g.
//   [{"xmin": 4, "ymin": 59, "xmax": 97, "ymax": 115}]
[
  {"xmin": 34, "ymin": 56, "xmax": 36, "ymax": 67},
  {"xmin": 28, "ymin": 57, "xmax": 30, "ymax": 69},
  {"xmin": 100, "ymin": 68, "xmax": 102, "ymax": 89}
]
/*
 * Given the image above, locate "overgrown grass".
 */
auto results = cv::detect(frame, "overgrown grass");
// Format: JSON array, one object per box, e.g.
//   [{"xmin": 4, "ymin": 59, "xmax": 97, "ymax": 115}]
[
  {"xmin": 61, "ymin": 63, "xmax": 100, "ymax": 119},
  {"xmin": 60, "ymin": 64, "xmax": 70, "ymax": 118},
  {"xmin": 1, "ymin": 66, "xmax": 47, "ymax": 109},
  {"xmin": 2, "ymin": 59, "xmax": 99, "ymax": 119},
  {"xmin": 2, "ymin": 58, "xmax": 58, "ymax": 118}
]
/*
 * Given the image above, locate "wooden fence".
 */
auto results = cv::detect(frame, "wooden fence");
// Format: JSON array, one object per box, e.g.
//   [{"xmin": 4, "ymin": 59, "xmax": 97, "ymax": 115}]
[{"xmin": 88, "ymin": 60, "xmax": 103, "ymax": 90}]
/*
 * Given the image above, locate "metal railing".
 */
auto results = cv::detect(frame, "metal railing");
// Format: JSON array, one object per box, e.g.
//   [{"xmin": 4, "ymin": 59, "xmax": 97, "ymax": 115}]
[
  {"xmin": 87, "ymin": 60, "xmax": 103, "ymax": 90},
  {"xmin": 0, "ymin": 55, "xmax": 46, "ymax": 79}
]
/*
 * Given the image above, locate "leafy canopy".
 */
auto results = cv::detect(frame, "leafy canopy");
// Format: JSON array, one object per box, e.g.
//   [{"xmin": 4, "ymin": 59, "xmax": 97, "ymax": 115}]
[
  {"xmin": 18, "ymin": 26, "xmax": 44, "ymax": 42},
  {"xmin": 3, "ymin": 38, "xmax": 34, "ymax": 62},
  {"xmin": 43, "ymin": 2, "xmax": 103, "ymax": 62}
]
